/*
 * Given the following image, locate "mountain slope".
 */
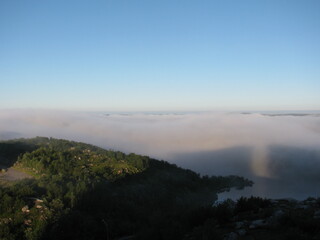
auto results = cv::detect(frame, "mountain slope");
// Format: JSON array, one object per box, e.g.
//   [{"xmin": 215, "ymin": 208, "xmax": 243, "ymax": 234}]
[{"xmin": 0, "ymin": 137, "xmax": 252, "ymax": 240}]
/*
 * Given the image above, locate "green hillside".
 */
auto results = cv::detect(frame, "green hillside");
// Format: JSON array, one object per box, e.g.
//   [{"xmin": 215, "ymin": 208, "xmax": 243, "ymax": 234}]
[{"xmin": 0, "ymin": 137, "xmax": 252, "ymax": 240}]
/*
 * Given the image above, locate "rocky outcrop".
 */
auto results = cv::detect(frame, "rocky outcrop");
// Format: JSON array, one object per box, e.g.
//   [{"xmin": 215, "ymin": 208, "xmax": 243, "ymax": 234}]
[{"xmin": 216, "ymin": 197, "xmax": 320, "ymax": 240}]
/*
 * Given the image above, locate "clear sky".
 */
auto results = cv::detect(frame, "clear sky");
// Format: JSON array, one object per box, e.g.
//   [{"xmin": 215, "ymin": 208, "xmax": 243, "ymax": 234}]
[{"xmin": 1, "ymin": 0, "xmax": 319, "ymax": 111}]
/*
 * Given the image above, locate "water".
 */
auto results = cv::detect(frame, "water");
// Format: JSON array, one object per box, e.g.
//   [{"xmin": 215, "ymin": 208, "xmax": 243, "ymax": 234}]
[
  {"xmin": 171, "ymin": 145, "xmax": 320, "ymax": 200},
  {"xmin": 218, "ymin": 177, "xmax": 320, "ymax": 201}
]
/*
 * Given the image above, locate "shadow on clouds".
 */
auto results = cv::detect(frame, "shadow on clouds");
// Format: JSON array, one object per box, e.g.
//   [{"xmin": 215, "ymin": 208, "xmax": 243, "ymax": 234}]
[{"xmin": 170, "ymin": 145, "xmax": 320, "ymax": 200}]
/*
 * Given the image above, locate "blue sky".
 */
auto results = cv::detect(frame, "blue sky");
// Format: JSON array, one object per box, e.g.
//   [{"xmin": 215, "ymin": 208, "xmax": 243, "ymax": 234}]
[{"xmin": 1, "ymin": 0, "xmax": 319, "ymax": 111}]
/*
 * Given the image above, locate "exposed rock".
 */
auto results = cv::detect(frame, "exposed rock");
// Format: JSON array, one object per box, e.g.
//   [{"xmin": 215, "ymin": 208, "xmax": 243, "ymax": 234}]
[
  {"xmin": 213, "ymin": 199, "xmax": 225, "ymax": 207},
  {"xmin": 214, "ymin": 197, "xmax": 320, "ymax": 239},
  {"xmin": 237, "ymin": 229, "xmax": 246, "ymax": 236},
  {"xmin": 249, "ymin": 219, "xmax": 268, "ymax": 229},
  {"xmin": 314, "ymin": 210, "xmax": 320, "ymax": 219},
  {"xmin": 305, "ymin": 199, "xmax": 317, "ymax": 205},
  {"xmin": 235, "ymin": 221, "xmax": 246, "ymax": 229},
  {"xmin": 279, "ymin": 198, "xmax": 298, "ymax": 203},
  {"xmin": 296, "ymin": 204, "xmax": 309, "ymax": 209},
  {"xmin": 0, "ymin": 218, "xmax": 12, "ymax": 224},
  {"xmin": 266, "ymin": 209, "xmax": 285, "ymax": 226},
  {"xmin": 24, "ymin": 219, "xmax": 32, "ymax": 226},
  {"xmin": 273, "ymin": 209, "xmax": 285, "ymax": 218},
  {"xmin": 224, "ymin": 232, "xmax": 238, "ymax": 240},
  {"xmin": 21, "ymin": 205, "xmax": 30, "ymax": 213}
]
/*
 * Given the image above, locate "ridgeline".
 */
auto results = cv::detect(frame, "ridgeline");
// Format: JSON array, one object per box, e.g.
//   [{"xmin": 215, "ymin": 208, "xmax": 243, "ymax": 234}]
[
  {"xmin": 0, "ymin": 137, "xmax": 252, "ymax": 240},
  {"xmin": 3, "ymin": 137, "xmax": 319, "ymax": 239}
]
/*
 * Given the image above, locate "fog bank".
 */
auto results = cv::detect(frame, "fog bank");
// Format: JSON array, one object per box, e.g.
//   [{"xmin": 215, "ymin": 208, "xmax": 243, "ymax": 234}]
[
  {"xmin": 1, "ymin": 110, "xmax": 319, "ymax": 156},
  {"xmin": 1, "ymin": 109, "xmax": 320, "ymax": 199}
]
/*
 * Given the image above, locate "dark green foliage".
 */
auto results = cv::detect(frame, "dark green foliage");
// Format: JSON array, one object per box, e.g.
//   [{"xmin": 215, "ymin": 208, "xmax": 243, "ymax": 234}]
[
  {"xmin": 1, "ymin": 137, "xmax": 319, "ymax": 239},
  {"xmin": 0, "ymin": 141, "xmax": 36, "ymax": 166},
  {"xmin": 280, "ymin": 210, "xmax": 320, "ymax": 234},
  {"xmin": 185, "ymin": 219, "xmax": 223, "ymax": 240},
  {"xmin": 44, "ymin": 159, "xmax": 251, "ymax": 240},
  {"xmin": 235, "ymin": 196, "xmax": 271, "ymax": 213}
]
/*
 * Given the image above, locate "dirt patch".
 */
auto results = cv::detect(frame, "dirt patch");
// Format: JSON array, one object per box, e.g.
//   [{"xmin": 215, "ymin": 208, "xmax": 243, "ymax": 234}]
[{"xmin": 0, "ymin": 167, "xmax": 33, "ymax": 182}]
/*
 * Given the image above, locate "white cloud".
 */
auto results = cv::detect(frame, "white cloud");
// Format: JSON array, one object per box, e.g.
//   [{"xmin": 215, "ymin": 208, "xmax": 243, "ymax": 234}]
[{"xmin": 1, "ymin": 109, "xmax": 320, "ymax": 178}]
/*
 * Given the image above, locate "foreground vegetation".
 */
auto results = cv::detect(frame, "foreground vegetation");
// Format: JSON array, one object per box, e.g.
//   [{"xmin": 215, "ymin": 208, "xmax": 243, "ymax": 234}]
[
  {"xmin": 187, "ymin": 196, "xmax": 320, "ymax": 240},
  {"xmin": 1, "ymin": 137, "xmax": 319, "ymax": 239},
  {"xmin": 0, "ymin": 137, "xmax": 253, "ymax": 240}
]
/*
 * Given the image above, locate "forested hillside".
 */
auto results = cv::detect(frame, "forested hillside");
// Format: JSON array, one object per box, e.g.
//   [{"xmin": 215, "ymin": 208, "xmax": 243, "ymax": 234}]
[{"xmin": 0, "ymin": 137, "xmax": 252, "ymax": 240}]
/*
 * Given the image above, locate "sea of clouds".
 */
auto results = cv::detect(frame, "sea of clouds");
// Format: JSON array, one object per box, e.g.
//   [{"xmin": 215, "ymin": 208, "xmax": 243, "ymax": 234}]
[{"xmin": 1, "ymin": 109, "xmax": 320, "ymax": 199}]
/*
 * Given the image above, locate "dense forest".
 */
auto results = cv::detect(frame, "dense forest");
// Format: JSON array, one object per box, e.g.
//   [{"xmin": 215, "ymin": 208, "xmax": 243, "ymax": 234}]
[
  {"xmin": 2, "ymin": 138, "xmax": 319, "ymax": 239},
  {"xmin": 0, "ymin": 137, "xmax": 253, "ymax": 240}
]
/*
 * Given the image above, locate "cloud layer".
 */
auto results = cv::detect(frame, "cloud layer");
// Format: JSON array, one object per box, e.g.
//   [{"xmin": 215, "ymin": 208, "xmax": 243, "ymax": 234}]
[
  {"xmin": 1, "ymin": 109, "xmax": 320, "ymax": 199},
  {"xmin": 1, "ymin": 110, "xmax": 319, "ymax": 155}
]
